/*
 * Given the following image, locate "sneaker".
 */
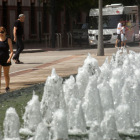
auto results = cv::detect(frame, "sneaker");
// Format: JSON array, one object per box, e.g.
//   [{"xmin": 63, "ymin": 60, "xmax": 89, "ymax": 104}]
[{"xmin": 5, "ymin": 87, "xmax": 10, "ymax": 92}]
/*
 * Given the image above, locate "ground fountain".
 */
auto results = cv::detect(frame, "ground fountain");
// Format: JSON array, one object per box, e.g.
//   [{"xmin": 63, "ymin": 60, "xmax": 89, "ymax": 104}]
[
  {"xmin": 40, "ymin": 68, "xmax": 66, "ymax": 125},
  {"xmin": 89, "ymin": 121, "xmax": 103, "ymax": 140},
  {"xmin": 52, "ymin": 109, "xmax": 68, "ymax": 140},
  {"xmin": 101, "ymin": 109, "xmax": 120, "ymax": 140},
  {"xmin": 19, "ymin": 91, "xmax": 42, "ymax": 136},
  {"xmin": 1, "ymin": 48, "xmax": 140, "ymax": 140},
  {"xmin": 3, "ymin": 107, "xmax": 20, "ymax": 140},
  {"xmin": 82, "ymin": 75, "xmax": 103, "ymax": 126},
  {"xmin": 0, "ymin": 127, "xmax": 3, "ymax": 140}
]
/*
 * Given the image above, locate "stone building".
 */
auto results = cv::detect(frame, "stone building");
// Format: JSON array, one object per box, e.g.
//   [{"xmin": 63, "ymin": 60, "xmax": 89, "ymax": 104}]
[{"xmin": 0, "ymin": 0, "xmax": 87, "ymax": 41}]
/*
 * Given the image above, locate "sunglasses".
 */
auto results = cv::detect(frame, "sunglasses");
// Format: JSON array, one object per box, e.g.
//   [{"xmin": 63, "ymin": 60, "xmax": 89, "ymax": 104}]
[{"xmin": 0, "ymin": 31, "xmax": 4, "ymax": 34}]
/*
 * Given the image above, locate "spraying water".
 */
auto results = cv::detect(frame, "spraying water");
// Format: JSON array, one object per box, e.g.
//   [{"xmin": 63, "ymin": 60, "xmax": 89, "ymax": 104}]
[
  {"xmin": 2, "ymin": 48, "xmax": 140, "ymax": 140},
  {"xmin": 3, "ymin": 107, "xmax": 20, "ymax": 140}
]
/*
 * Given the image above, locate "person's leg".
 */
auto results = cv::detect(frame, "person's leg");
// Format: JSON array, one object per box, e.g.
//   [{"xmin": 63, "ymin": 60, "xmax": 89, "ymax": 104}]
[
  {"xmin": 121, "ymin": 41, "xmax": 125, "ymax": 48},
  {"xmin": 124, "ymin": 41, "xmax": 126, "ymax": 47},
  {"xmin": 3, "ymin": 66, "xmax": 10, "ymax": 88},
  {"xmin": 0, "ymin": 65, "xmax": 2, "ymax": 92},
  {"xmin": 13, "ymin": 42, "xmax": 20, "ymax": 60},
  {"xmin": 118, "ymin": 34, "xmax": 121, "ymax": 48},
  {"xmin": 121, "ymin": 41, "xmax": 123, "ymax": 47},
  {"xmin": 13, "ymin": 36, "xmax": 24, "ymax": 62},
  {"xmin": 115, "ymin": 39, "xmax": 118, "ymax": 47}
]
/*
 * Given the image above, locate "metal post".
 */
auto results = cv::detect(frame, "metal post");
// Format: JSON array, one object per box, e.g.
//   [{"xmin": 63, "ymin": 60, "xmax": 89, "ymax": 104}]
[
  {"xmin": 39, "ymin": 0, "xmax": 41, "ymax": 43},
  {"xmin": 67, "ymin": 33, "xmax": 70, "ymax": 47},
  {"xmin": 59, "ymin": 33, "xmax": 62, "ymax": 48},
  {"xmin": 57, "ymin": 34, "xmax": 59, "ymax": 48},
  {"xmin": 79, "ymin": 36, "xmax": 82, "ymax": 47},
  {"xmin": 49, "ymin": 35, "xmax": 51, "ymax": 47},
  {"xmin": 56, "ymin": 33, "xmax": 59, "ymax": 48},
  {"xmin": 97, "ymin": 0, "xmax": 104, "ymax": 56},
  {"xmin": 45, "ymin": 35, "xmax": 47, "ymax": 48},
  {"xmin": 70, "ymin": 33, "xmax": 72, "ymax": 47}
]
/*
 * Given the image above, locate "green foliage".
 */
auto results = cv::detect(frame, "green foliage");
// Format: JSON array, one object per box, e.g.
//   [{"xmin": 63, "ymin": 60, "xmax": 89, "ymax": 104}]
[
  {"xmin": 64, "ymin": 0, "xmax": 96, "ymax": 17},
  {"xmin": 40, "ymin": 0, "xmax": 97, "ymax": 17},
  {"xmin": 40, "ymin": 0, "xmax": 140, "ymax": 17},
  {"xmin": 103, "ymin": 0, "xmax": 139, "ymax": 6}
]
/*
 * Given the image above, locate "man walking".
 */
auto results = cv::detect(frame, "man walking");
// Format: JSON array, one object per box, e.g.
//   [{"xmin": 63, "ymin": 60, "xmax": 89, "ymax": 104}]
[{"xmin": 13, "ymin": 14, "xmax": 25, "ymax": 64}]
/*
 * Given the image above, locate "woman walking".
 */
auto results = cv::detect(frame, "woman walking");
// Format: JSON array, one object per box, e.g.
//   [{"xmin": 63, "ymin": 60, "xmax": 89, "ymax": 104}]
[{"xmin": 0, "ymin": 27, "xmax": 13, "ymax": 92}]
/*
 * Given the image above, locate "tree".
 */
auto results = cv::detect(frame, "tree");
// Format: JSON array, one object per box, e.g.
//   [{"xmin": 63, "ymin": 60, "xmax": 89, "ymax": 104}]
[
  {"xmin": 40, "ymin": 0, "xmax": 139, "ymax": 15},
  {"xmin": 40, "ymin": 0, "xmax": 97, "ymax": 18},
  {"xmin": 103, "ymin": 0, "xmax": 138, "ymax": 6}
]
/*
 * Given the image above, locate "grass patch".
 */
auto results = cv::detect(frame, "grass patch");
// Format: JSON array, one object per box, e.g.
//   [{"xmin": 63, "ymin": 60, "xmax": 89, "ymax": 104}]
[{"xmin": 0, "ymin": 82, "xmax": 44, "ymax": 131}]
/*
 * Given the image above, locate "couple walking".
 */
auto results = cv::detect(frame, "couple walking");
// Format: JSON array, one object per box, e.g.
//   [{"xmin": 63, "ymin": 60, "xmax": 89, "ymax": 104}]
[
  {"xmin": 115, "ymin": 18, "xmax": 127, "ymax": 49},
  {"xmin": 0, "ymin": 14, "xmax": 25, "ymax": 93}
]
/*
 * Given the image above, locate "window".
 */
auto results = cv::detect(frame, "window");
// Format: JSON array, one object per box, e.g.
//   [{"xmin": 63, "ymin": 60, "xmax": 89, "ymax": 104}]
[
  {"xmin": 129, "ymin": 14, "xmax": 131, "ymax": 20},
  {"xmin": 89, "ymin": 15, "xmax": 126, "ymax": 29},
  {"xmin": 31, "ymin": 3, "xmax": 36, "ymax": 34},
  {"xmin": 133, "ymin": 14, "xmax": 136, "ymax": 23},
  {"xmin": 127, "ymin": 15, "xmax": 129, "ymax": 21}
]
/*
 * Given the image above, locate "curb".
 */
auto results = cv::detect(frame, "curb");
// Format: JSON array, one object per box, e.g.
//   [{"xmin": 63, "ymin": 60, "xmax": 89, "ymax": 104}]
[{"xmin": 13, "ymin": 49, "xmax": 46, "ymax": 53}]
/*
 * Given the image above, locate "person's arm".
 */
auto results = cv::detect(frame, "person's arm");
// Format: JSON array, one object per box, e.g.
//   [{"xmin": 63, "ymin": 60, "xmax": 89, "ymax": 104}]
[
  {"xmin": 13, "ymin": 27, "xmax": 17, "ymax": 42},
  {"xmin": 7, "ymin": 38, "xmax": 13, "ymax": 63},
  {"xmin": 117, "ymin": 23, "xmax": 122, "ymax": 30}
]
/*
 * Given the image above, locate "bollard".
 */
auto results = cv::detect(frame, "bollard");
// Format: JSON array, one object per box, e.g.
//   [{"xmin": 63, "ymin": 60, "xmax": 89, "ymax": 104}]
[
  {"xmin": 55, "ymin": 33, "xmax": 59, "ymax": 48},
  {"xmin": 79, "ymin": 35, "xmax": 82, "ymax": 47},
  {"xmin": 45, "ymin": 34, "xmax": 51, "ymax": 48},
  {"xmin": 69, "ymin": 33, "xmax": 73, "ymax": 47},
  {"xmin": 67, "ymin": 33, "xmax": 70, "ymax": 47},
  {"xmin": 45, "ymin": 35, "xmax": 48, "ymax": 48},
  {"xmin": 49, "ymin": 35, "xmax": 51, "ymax": 47},
  {"xmin": 59, "ymin": 33, "xmax": 62, "ymax": 48}
]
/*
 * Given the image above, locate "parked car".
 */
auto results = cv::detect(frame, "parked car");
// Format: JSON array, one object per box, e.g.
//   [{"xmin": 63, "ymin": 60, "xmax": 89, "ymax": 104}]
[{"xmin": 72, "ymin": 23, "xmax": 88, "ymax": 45}]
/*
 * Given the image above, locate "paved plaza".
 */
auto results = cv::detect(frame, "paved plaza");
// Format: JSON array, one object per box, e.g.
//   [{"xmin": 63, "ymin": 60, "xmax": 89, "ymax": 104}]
[{"xmin": 1, "ymin": 42, "xmax": 140, "ymax": 93}]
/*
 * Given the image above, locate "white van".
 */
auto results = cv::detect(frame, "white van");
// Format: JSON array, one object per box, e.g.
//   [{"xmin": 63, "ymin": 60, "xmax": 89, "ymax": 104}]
[{"xmin": 88, "ymin": 4, "xmax": 139, "ymax": 46}]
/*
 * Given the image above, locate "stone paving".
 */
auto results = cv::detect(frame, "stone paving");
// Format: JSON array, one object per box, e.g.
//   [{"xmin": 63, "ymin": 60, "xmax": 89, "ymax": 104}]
[{"xmin": 0, "ymin": 42, "xmax": 140, "ymax": 94}]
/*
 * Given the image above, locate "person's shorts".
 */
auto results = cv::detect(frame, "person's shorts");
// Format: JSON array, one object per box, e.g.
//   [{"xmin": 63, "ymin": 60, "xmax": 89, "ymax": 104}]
[
  {"xmin": 0, "ymin": 62, "xmax": 11, "ymax": 66},
  {"xmin": 117, "ymin": 34, "xmax": 121, "ymax": 40},
  {"xmin": 121, "ymin": 34, "xmax": 127, "ymax": 41}
]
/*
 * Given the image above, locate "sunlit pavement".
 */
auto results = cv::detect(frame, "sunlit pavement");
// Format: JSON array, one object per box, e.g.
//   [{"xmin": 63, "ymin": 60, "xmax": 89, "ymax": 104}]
[{"xmin": 1, "ymin": 42, "xmax": 140, "ymax": 94}]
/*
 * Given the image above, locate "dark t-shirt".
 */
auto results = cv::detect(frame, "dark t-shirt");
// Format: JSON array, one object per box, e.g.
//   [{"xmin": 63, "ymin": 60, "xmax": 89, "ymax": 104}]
[
  {"xmin": 0, "ymin": 38, "xmax": 9, "ymax": 63},
  {"xmin": 14, "ymin": 20, "xmax": 23, "ymax": 36}
]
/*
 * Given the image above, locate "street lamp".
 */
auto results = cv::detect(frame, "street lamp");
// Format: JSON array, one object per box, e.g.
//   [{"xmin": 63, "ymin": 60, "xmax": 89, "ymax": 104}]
[
  {"xmin": 97, "ymin": 0, "xmax": 104, "ymax": 56},
  {"xmin": 39, "ymin": 0, "xmax": 41, "ymax": 43}
]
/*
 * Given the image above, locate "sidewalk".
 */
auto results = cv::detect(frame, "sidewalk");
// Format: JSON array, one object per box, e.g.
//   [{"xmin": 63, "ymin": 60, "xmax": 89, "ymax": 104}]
[
  {"xmin": 1, "ymin": 44, "xmax": 140, "ymax": 94},
  {"xmin": 13, "ymin": 42, "xmax": 58, "ymax": 53},
  {"xmin": 13, "ymin": 42, "xmax": 96, "ymax": 53}
]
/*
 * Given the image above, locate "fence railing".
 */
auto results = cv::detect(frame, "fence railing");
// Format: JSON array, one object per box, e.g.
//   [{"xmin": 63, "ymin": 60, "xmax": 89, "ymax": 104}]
[{"xmin": 45, "ymin": 32, "xmax": 89, "ymax": 48}]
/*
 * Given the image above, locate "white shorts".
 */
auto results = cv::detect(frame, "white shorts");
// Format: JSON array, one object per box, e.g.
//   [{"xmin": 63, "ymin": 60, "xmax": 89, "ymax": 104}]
[{"xmin": 121, "ymin": 34, "xmax": 127, "ymax": 41}]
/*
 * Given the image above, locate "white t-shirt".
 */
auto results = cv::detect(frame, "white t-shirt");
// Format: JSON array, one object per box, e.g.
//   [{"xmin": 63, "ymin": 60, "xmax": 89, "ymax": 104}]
[
  {"xmin": 121, "ymin": 26, "xmax": 125, "ymax": 34},
  {"xmin": 117, "ymin": 22, "xmax": 122, "ymax": 34}
]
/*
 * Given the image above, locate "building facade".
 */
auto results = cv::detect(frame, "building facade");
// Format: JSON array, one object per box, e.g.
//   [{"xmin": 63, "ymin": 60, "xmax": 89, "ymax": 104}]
[{"xmin": 0, "ymin": 0, "xmax": 87, "ymax": 41}]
